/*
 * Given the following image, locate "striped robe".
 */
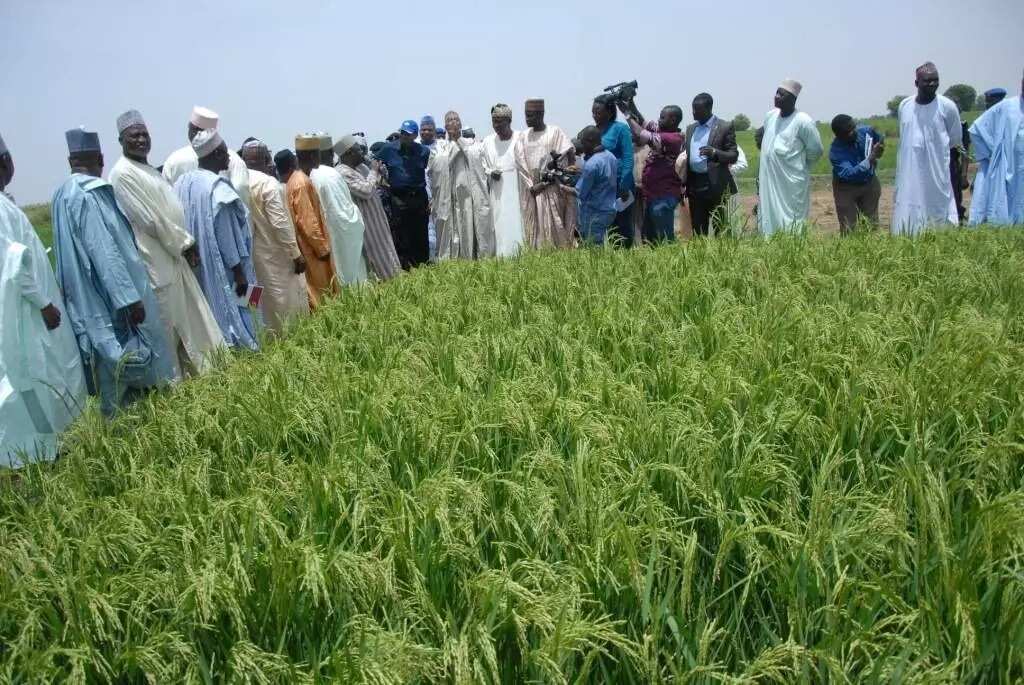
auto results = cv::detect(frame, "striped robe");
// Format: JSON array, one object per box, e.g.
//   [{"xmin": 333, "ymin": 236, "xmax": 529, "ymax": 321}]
[{"xmin": 337, "ymin": 163, "xmax": 402, "ymax": 280}]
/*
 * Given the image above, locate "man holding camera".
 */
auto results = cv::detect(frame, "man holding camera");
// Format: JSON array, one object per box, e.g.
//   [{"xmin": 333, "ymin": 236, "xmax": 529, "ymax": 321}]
[
  {"xmin": 619, "ymin": 98, "xmax": 685, "ymax": 242},
  {"xmin": 514, "ymin": 98, "xmax": 577, "ymax": 249}
]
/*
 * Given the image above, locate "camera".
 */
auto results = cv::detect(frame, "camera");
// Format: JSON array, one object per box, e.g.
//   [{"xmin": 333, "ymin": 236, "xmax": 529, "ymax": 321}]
[
  {"xmin": 541, "ymin": 151, "xmax": 580, "ymax": 186},
  {"xmin": 603, "ymin": 80, "xmax": 639, "ymax": 105}
]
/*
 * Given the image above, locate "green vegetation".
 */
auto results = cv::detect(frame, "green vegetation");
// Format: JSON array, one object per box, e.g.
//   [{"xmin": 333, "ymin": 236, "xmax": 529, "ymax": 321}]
[
  {"xmin": 3, "ymin": 231, "xmax": 1023, "ymax": 682},
  {"xmin": 944, "ymin": 84, "xmax": 978, "ymax": 115},
  {"xmin": 23, "ymin": 203, "xmax": 52, "ymax": 250}
]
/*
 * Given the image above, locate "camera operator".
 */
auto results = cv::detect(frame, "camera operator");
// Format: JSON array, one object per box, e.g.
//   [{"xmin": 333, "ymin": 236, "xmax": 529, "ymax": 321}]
[
  {"xmin": 591, "ymin": 94, "xmax": 635, "ymax": 247},
  {"xmin": 618, "ymin": 98, "xmax": 684, "ymax": 243}
]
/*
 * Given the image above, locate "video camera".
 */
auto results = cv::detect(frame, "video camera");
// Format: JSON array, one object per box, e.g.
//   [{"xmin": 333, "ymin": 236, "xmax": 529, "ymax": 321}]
[
  {"xmin": 541, "ymin": 150, "xmax": 580, "ymax": 187},
  {"xmin": 603, "ymin": 80, "xmax": 639, "ymax": 105}
]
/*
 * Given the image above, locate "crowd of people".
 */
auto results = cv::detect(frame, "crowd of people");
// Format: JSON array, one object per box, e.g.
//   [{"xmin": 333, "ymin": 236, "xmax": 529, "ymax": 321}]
[{"xmin": 1, "ymin": 63, "xmax": 1022, "ymax": 467}]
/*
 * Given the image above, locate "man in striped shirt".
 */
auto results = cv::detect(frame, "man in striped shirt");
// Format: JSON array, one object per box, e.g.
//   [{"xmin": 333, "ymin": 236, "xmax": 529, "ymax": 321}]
[{"xmin": 334, "ymin": 135, "xmax": 402, "ymax": 281}]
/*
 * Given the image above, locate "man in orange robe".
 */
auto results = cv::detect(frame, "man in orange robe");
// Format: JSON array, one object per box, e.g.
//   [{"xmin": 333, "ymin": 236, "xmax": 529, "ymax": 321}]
[{"xmin": 286, "ymin": 134, "xmax": 336, "ymax": 308}]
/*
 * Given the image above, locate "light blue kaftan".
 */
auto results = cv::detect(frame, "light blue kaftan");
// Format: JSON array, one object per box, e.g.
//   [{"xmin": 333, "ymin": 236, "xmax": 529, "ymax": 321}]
[
  {"xmin": 52, "ymin": 174, "xmax": 176, "ymax": 415},
  {"xmin": 969, "ymin": 96, "xmax": 1024, "ymax": 226},
  {"xmin": 174, "ymin": 170, "xmax": 259, "ymax": 351}
]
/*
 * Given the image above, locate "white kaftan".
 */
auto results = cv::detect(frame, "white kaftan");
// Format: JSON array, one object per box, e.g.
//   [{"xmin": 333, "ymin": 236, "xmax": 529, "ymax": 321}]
[
  {"xmin": 481, "ymin": 132, "xmax": 525, "ymax": 257},
  {"xmin": 891, "ymin": 95, "xmax": 962, "ymax": 236},
  {"xmin": 757, "ymin": 110, "xmax": 824, "ymax": 235},
  {"xmin": 310, "ymin": 165, "xmax": 368, "ymax": 286},
  {"xmin": 248, "ymin": 170, "xmax": 309, "ymax": 332},
  {"xmin": 0, "ymin": 194, "xmax": 86, "ymax": 467},
  {"xmin": 109, "ymin": 157, "xmax": 225, "ymax": 374}
]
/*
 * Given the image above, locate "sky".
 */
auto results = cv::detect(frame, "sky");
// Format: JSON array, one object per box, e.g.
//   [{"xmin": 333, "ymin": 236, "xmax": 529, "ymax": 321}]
[{"xmin": 1, "ymin": 0, "xmax": 1021, "ymax": 204}]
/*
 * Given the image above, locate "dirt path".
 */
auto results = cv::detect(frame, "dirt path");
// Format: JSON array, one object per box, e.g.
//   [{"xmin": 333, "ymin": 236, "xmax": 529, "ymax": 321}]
[{"xmin": 672, "ymin": 183, "xmax": 970, "ymax": 238}]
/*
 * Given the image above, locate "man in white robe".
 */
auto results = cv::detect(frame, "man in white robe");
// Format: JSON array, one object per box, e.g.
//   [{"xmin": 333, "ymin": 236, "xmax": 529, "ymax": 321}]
[
  {"xmin": 514, "ymin": 98, "xmax": 577, "ymax": 248},
  {"xmin": 109, "ymin": 110, "xmax": 225, "ymax": 375},
  {"xmin": 430, "ymin": 111, "xmax": 495, "ymax": 260},
  {"xmin": 968, "ymin": 70, "xmax": 1024, "ymax": 226},
  {"xmin": 0, "ymin": 132, "xmax": 86, "ymax": 467},
  {"xmin": 240, "ymin": 140, "xmax": 309, "ymax": 332},
  {"xmin": 891, "ymin": 63, "xmax": 963, "ymax": 236},
  {"xmin": 757, "ymin": 79, "xmax": 824, "ymax": 235},
  {"xmin": 162, "ymin": 106, "xmax": 251, "ymax": 211},
  {"xmin": 481, "ymin": 104, "xmax": 525, "ymax": 257},
  {"xmin": 307, "ymin": 133, "xmax": 368, "ymax": 285}
]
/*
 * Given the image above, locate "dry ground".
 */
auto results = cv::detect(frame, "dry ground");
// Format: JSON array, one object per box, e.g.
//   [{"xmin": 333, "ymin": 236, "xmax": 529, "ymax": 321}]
[{"xmin": 670, "ymin": 183, "xmax": 973, "ymax": 238}]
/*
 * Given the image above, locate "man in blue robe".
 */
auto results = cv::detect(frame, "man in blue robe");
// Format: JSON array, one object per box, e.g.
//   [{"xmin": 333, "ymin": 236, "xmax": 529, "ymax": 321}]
[
  {"xmin": 174, "ymin": 130, "xmax": 259, "ymax": 350},
  {"xmin": 52, "ymin": 128, "xmax": 176, "ymax": 416},
  {"xmin": 969, "ymin": 71, "xmax": 1024, "ymax": 226}
]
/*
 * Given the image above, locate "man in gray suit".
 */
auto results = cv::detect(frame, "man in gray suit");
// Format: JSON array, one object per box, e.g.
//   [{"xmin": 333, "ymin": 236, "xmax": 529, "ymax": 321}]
[{"xmin": 685, "ymin": 93, "xmax": 739, "ymax": 236}]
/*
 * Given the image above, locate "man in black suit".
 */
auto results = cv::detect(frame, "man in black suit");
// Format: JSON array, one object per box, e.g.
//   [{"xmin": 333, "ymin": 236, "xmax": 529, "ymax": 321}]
[{"xmin": 684, "ymin": 93, "xmax": 739, "ymax": 236}]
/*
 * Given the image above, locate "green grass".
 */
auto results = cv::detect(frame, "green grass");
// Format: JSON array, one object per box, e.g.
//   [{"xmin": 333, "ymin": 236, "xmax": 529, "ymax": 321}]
[
  {"xmin": 23, "ymin": 203, "xmax": 52, "ymax": 251},
  {"xmin": 2, "ymin": 229, "xmax": 1024, "ymax": 682}
]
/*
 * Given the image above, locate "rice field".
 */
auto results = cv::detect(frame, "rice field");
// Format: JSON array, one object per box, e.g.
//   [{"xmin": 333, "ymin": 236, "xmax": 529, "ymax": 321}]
[{"xmin": 2, "ymin": 230, "xmax": 1024, "ymax": 683}]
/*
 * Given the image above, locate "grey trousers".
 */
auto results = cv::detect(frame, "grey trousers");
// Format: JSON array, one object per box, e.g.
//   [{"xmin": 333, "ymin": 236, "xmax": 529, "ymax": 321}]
[{"xmin": 833, "ymin": 177, "xmax": 881, "ymax": 234}]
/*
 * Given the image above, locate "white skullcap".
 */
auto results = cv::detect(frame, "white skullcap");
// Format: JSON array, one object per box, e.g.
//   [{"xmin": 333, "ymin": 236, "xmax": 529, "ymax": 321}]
[
  {"xmin": 190, "ymin": 106, "xmax": 219, "ymax": 130},
  {"xmin": 242, "ymin": 138, "xmax": 268, "ymax": 153},
  {"xmin": 0, "ymin": 132, "xmax": 6, "ymax": 156},
  {"xmin": 116, "ymin": 109, "xmax": 146, "ymax": 134},
  {"xmin": 191, "ymin": 129, "xmax": 223, "ymax": 158},
  {"xmin": 333, "ymin": 134, "xmax": 360, "ymax": 156},
  {"xmin": 779, "ymin": 79, "xmax": 803, "ymax": 98}
]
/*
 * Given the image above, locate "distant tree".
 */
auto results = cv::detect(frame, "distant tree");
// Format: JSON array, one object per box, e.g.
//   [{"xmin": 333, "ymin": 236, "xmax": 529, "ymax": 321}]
[
  {"xmin": 732, "ymin": 114, "xmax": 751, "ymax": 132},
  {"xmin": 943, "ymin": 84, "xmax": 977, "ymax": 113},
  {"xmin": 887, "ymin": 96, "xmax": 908, "ymax": 118},
  {"xmin": 974, "ymin": 94, "xmax": 987, "ymax": 111}
]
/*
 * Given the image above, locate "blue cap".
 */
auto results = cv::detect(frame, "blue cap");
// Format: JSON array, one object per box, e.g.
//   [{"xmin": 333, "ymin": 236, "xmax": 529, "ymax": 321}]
[
  {"xmin": 400, "ymin": 120, "xmax": 419, "ymax": 135},
  {"xmin": 420, "ymin": 115, "xmax": 435, "ymax": 127},
  {"xmin": 984, "ymin": 88, "xmax": 1007, "ymax": 99},
  {"xmin": 65, "ymin": 127, "xmax": 101, "ymax": 154}
]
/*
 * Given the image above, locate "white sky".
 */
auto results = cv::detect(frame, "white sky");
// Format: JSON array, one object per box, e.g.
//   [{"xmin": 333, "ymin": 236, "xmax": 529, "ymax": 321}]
[{"xmin": 2, "ymin": 0, "xmax": 1021, "ymax": 204}]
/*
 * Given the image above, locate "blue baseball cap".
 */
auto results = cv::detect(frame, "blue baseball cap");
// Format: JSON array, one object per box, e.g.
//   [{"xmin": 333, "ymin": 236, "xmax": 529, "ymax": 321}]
[{"xmin": 400, "ymin": 120, "xmax": 419, "ymax": 135}]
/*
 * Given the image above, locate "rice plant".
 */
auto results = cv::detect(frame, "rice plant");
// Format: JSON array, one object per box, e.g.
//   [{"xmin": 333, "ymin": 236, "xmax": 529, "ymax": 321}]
[{"xmin": 2, "ymin": 229, "xmax": 1024, "ymax": 683}]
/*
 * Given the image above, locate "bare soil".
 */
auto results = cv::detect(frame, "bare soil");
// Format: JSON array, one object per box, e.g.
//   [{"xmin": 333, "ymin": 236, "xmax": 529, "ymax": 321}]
[{"xmin": 673, "ymin": 183, "xmax": 971, "ymax": 238}]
